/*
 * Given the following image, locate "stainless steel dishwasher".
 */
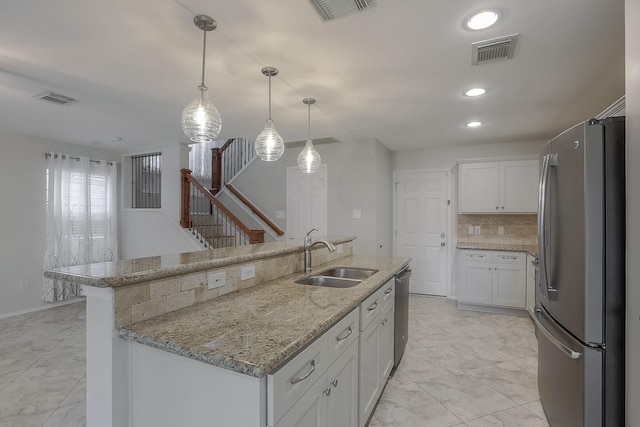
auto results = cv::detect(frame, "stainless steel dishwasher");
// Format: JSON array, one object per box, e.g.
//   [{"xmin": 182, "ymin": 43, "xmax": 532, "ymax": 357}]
[{"xmin": 394, "ymin": 265, "xmax": 412, "ymax": 368}]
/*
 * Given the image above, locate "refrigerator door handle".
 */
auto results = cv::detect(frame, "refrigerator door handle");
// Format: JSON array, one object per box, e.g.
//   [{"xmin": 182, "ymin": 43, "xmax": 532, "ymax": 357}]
[
  {"xmin": 538, "ymin": 153, "xmax": 558, "ymax": 300},
  {"xmin": 533, "ymin": 308, "xmax": 582, "ymax": 360}
]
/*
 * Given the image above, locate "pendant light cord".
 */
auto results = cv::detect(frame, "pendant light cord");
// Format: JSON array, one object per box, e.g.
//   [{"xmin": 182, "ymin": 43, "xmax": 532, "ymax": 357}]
[
  {"xmin": 307, "ymin": 103, "xmax": 311, "ymax": 139},
  {"xmin": 199, "ymin": 29, "xmax": 207, "ymax": 90},
  {"xmin": 268, "ymin": 75, "xmax": 272, "ymax": 121}
]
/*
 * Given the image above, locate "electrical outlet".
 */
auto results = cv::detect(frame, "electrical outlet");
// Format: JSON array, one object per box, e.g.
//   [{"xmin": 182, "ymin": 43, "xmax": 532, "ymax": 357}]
[
  {"xmin": 207, "ymin": 271, "xmax": 226, "ymax": 290},
  {"xmin": 241, "ymin": 264, "xmax": 256, "ymax": 281},
  {"xmin": 19, "ymin": 282, "xmax": 28, "ymax": 292},
  {"xmin": 275, "ymin": 211, "xmax": 285, "ymax": 219},
  {"xmin": 352, "ymin": 209, "xmax": 362, "ymax": 219},
  {"xmin": 474, "ymin": 226, "xmax": 481, "ymax": 235},
  {"xmin": 337, "ymin": 244, "xmax": 343, "ymax": 254},
  {"xmin": 498, "ymin": 226, "xmax": 504, "ymax": 235},
  {"xmin": 468, "ymin": 226, "xmax": 474, "ymax": 235}
]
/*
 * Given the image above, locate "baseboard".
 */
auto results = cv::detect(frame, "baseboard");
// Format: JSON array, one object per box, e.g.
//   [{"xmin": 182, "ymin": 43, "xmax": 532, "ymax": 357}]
[
  {"xmin": 0, "ymin": 297, "xmax": 85, "ymax": 320},
  {"xmin": 457, "ymin": 302, "xmax": 528, "ymax": 317}
]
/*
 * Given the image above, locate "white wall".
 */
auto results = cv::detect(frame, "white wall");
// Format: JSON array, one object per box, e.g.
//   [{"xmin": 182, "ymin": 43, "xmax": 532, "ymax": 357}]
[
  {"xmin": 119, "ymin": 144, "xmax": 203, "ymax": 259},
  {"xmin": 231, "ymin": 139, "xmax": 393, "ymax": 257},
  {"xmin": 0, "ymin": 130, "xmax": 122, "ymax": 317},
  {"xmin": 625, "ymin": 1, "xmax": 639, "ymax": 424}
]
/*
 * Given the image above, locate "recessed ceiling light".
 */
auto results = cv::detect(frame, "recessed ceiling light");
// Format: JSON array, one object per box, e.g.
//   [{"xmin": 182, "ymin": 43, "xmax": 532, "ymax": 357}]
[
  {"xmin": 465, "ymin": 10, "xmax": 499, "ymax": 30},
  {"xmin": 466, "ymin": 121, "xmax": 483, "ymax": 128},
  {"xmin": 465, "ymin": 88, "xmax": 486, "ymax": 97}
]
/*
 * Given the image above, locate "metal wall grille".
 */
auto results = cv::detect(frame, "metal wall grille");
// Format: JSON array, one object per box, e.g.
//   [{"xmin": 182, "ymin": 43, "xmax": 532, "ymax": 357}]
[{"xmin": 131, "ymin": 152, "xmax": 161, "ymax": 208}]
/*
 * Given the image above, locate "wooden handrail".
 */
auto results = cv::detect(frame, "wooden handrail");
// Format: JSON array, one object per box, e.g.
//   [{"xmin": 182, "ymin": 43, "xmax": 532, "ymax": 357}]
[
  {"xmin": 226, "ymin": 184, "xmax": 285, "ymax": 237},
  {"xmin": 211, "ymin": 138, "xmax": 236, "ymax": 194},
  {"xmin": 181, "ymin": 169, "xmax": 264, "ymax": 244}
]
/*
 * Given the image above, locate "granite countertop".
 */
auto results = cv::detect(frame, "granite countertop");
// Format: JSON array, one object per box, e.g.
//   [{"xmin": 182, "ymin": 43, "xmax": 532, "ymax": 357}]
[
  {"xmin": 44, "ymin": 236, "xmax": 354, "ymax": 288},
  {"xmin": 118, "ymin": 255, "xmax": 410, "ymax": 378},
  {"xmin": 456, "ymin": 242, "xmax": 538, "ymax": 257}
]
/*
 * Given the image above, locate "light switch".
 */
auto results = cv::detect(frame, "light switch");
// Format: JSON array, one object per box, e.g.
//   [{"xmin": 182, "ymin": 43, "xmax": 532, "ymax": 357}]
[
  {"xmin": 498, "ymin": 226, "xmax": 504, "ymax": 235},
  {"xmin": 337, "ymin": 244, "xmax": 343, "ymax": 254},
  {"xmin": 352, "ymin": 209, "xmax": 362, "ymax": 219},
  {"xmin": 207, "ymin": 271, "xmax": 226, "ymax": 290},
  {"xmin": 275, "ymin": 211, "xmax": 285, "ymax": 219},
  {"xmin": 474, "ymin": 226, "xmax": 481, "ymax": 235},
  {"xmin": 468, "ymin": 226, "xmax": 474, "ymax": 235}
]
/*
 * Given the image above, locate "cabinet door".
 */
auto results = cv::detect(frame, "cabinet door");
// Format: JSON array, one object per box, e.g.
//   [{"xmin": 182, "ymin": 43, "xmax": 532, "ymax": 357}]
[
  {"xmin": 327, "ymin": 341, "xmax": 359, "ymax": 427},
  {"xmin": 458, "ymin": 261, "xmax": 493, "ymax": 305},
  {"xmin": 492, "ymin": 263, "xmax": 527, "ymax": 308},
  {"xmin": 358, "ymin": 319, "xmax": 380, "ymax": 427},
  {"xmin": 275, "ymin": 373, "xmax": 327, "ymax": 427},
  {"xmin": 459, "ymin": 162, "xmax": 500, "ymax": 213},
  {"xmin": 499, "ymin": 160, "xmax": 539, "ymax": 213},
  {"xmin": 379, "ymin": 305, "xmax": 395, "ymax": 383}
]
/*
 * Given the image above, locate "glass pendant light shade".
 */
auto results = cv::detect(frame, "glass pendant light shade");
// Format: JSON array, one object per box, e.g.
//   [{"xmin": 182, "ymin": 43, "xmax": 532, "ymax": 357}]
[
  {"xmin": 256, "ymin": 119, "xmax": 284, "ymax": 161},
  {"xmin": 182, "ymin": 15, "xmax": 221, "ymax": 143},
  {"xmin": 298, "ymin": 98, "xmax": 321, "ymax": 173},
  {"xmin": 298, "ymin": 139, "xmax": 321, "ymax": 173},
  {"xmin": 255, "ymin": 67, "xmax": 284, "ymax": 161},
  {"xmin": 182, "ymin": 87, "xmax": 222, "ymax": 143}
]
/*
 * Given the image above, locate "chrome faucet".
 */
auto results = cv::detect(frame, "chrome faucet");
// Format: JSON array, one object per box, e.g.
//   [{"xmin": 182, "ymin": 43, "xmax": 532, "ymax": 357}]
[{"xmin": 304, "ymin": 228, "xmax": 336, "ymax": 273}]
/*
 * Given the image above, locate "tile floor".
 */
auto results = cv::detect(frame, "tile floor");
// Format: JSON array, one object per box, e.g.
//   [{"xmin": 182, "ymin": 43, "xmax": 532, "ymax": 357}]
[{"xmin": 0, "ymin": 296, "xmax": 548, "ymax": 427}]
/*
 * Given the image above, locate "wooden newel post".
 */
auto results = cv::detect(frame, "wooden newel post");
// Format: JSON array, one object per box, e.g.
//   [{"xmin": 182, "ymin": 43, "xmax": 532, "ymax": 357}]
[
  {"xmin": 249, "ymin": 230, "xmax": 265, "ymax": 244},
  {"xmin": 211, "ymin": 147, "xmax": 222, "ymax": 195},
  {"xmin": 180, "ymin": 169, "xmax": 192, "ymax": 228}
]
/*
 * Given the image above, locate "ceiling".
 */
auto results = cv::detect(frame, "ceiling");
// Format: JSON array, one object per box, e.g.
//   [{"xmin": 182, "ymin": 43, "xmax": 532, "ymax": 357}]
[{"xmin": 0, "ymin": 0, "xmax": 625, "ymax": 154}]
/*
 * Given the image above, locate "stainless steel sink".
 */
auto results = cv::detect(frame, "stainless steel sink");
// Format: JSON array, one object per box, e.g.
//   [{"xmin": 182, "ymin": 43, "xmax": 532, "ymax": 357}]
[
  {"xmin": 295, "ymin": 275, "xmax": 361, "ymax": 288},
  {"xmin": 317, "ymin": 267, "xmax": 378, "ymax": 280}
]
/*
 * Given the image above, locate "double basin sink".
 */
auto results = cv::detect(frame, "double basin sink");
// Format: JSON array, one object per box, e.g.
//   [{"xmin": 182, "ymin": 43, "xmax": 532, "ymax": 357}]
[{"xmin": 296, "ymin": 267, "xmax": 379, "ymax": 288}]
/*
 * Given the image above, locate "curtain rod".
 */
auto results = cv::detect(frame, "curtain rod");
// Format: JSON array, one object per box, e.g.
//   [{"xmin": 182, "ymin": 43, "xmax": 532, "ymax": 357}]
[{"xmin": 44, "ymin": 152, "xmax": 114, "ymax": 166}]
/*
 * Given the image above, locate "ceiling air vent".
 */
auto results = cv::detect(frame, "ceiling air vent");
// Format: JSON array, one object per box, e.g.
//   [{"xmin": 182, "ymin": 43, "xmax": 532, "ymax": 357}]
[
  {"xmin": 33, "ymin": 91, "xmax": 78, "ymax": 106},
  {"xmin": 306, "ymin": 0, "xmax": 375, "ymax": 22},
  {"xmin": 471, "ymin": 33, "xmax": 519, "ymax": 65}
]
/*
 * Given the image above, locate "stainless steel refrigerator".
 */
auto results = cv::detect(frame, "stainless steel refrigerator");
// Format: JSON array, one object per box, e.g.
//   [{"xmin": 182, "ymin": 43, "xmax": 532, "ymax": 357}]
[{"xmin": 534, "ymin": 117, "xmax": 625, "ymax": 427}]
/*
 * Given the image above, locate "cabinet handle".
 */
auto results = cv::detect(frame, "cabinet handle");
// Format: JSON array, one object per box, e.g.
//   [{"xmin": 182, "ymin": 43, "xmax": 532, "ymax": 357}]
[
  {"xmin": 331, "ymin": 379, "xmax": 338, "ymax": 387},
  {"xmin": 502, "ymin": 256, "xmax": 518, "ymax": 260},
  {"xmin": 323, "ymin": 388, "xmax": 331, "ymax": 396},
  {"xmin": 367, "ymin": 302, "xmax": 379, "ymax": 311},
  {"xmin": 496, "ymin": 206, "xmax": 499, "ymax": 210},
  {"xmin": 495, "ymin": 267, "xmax": 497, "ymax": 270},
  {"xmin": 336, "ymin": 326, "xmax": 353, "ymax": 342},
  {"xmin": 290, "ymin": 360, "xmax": 316, "ymax": 384},
  {"xmin": 384, "ymin": 288, "xmax": 393, "ymax": 295},
  {"xmin": 501, "ymin": 206, "xmax": 505, "ymax": 210}
]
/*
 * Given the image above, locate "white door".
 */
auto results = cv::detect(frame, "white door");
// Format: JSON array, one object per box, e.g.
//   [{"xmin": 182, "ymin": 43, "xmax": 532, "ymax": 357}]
[
  {"xmin": 395, "ymin": 171, "xmax": 449, "ymax": 296},
  {"xmin": 286, "ymin": 165, "xmax": 327, "ymax": 239}
]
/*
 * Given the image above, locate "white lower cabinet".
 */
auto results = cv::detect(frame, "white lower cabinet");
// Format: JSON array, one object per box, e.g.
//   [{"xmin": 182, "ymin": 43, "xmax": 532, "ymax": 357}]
[
  {"xmin": 358, "ymin": 279, "xmax": 395, "ymax": 427},
  {"xmin": 458, "ymin": 250, "xmax": 526, "ymax": 310},
  {"xmin": 270, "ymin": 309, "xmax": 360, "ymax": 427},
  {"xmin": 276, "ymin": 341, "xmax": 360, "ymax": 427}
]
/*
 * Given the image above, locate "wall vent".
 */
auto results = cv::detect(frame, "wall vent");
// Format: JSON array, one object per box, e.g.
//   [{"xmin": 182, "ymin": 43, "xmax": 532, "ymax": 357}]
[
  {"xmin": 472, "ymin": 34, "xmax": 519, "ymax": 65},
  {"xmin": 306, "ymin": 0, "xmax": 375, "ymax": 22},
  {"xmin": 33, "ymin": 91, "xmax": 78, "ymax": 106}
]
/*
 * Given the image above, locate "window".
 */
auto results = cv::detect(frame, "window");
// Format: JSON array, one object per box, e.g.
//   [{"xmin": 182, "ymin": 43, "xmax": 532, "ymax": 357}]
[{"xmin": 131, "ymin": 152, "xmax": 161, "ymax": 208}]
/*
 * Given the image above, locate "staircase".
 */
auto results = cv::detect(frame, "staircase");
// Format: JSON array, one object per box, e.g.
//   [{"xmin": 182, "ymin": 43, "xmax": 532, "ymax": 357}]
[{"xmin": 181, "ymin": 137, "xmax": 283, "ymax": 249}]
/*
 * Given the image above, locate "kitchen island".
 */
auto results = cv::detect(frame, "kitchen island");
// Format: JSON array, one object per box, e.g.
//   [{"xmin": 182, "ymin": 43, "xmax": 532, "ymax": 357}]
[{"xmin": 45, "ymin": 237, "xmax": 409, "ymax": 427}]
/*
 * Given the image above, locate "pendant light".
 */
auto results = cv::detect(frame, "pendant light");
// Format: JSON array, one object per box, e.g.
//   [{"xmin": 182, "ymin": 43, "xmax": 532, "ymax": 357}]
[
  {"xmin": 297, "ymin": 98, "xmax": 321, "ymax": 173},
  {"xmin": 255, "ymin": 67, "xmax": 285, "ymax": 161},
  {"xmin": 181, "ymin": 15, "xmax": 222, "ymax": 143}
]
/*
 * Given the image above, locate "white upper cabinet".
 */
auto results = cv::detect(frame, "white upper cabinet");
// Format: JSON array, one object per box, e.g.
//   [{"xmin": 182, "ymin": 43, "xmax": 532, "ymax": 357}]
[{"xmin": 459, "ymin": 159, "xmax": 539, "ymax": 214}]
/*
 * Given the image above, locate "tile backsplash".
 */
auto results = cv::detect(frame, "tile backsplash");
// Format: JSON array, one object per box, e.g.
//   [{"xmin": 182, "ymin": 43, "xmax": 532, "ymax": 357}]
[{"xmin": 457, "ymin": 214, "xmax": 537, "ymax": 245}]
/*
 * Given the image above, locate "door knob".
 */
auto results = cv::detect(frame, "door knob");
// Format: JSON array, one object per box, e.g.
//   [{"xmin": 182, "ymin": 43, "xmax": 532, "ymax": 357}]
[{"xmin": 440, "ymin": 242, "xmax": 446, "ymax": 246}]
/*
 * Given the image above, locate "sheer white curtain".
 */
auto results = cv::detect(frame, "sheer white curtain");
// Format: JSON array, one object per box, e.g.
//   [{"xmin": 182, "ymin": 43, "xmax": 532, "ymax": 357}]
[{"xmin": 43, "ymin": 153, "xmax": 118, "ymax": 302}]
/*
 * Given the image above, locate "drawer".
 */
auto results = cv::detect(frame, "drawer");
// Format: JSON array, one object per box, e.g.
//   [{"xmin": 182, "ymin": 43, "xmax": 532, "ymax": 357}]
[
  {"xmin": 326, "ymin": 308, "xmax": 359, "ymax": 363},
  {"xmin": 493, "ymin": 251, "xmax": 526, "ymax": 265},
  {"xmin": 267, "ymin": 333, "xmax": 328, "ymax": 426},
  {"xmin": 360, "ymin": 278, "xmax": 394, "ymax": 331},
  {"xmin": 461, "ymin": 250, "xmax": 492, "ymax": 263},
  {"xmin": 380, "ymin": 280, "xmax": 395, "ymax": 314}
]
